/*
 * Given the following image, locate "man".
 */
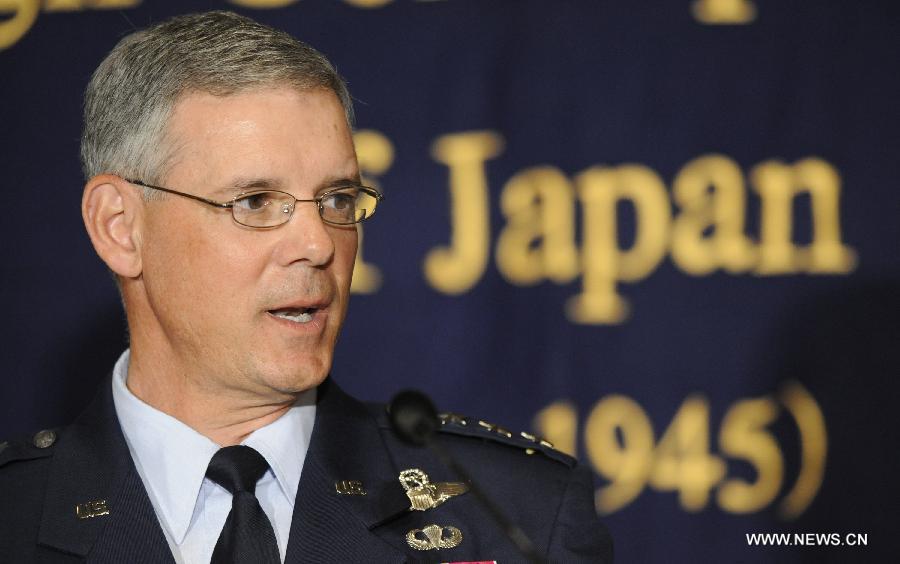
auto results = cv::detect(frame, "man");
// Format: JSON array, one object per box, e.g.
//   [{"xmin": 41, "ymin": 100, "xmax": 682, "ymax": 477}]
[{"xmin": 0, "ymin": 11, "xmax": 612, "ymax": 563}]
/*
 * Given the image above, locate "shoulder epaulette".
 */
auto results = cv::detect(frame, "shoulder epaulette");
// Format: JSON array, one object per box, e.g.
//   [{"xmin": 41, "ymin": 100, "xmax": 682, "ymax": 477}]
[
  {"xmin": 433, "ymin": 412, "xmax": 576, "ymax": 468},
  {"xmin": 369, "ymin": 402, "xmax": 575, "ymax": 468},
  {"xmin": 0, "ymin": 429, "xmax": 59, "ymax": 469}
]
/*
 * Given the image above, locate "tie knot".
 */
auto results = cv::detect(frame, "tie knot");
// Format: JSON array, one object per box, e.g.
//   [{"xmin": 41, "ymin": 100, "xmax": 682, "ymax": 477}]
[{"xmin": 206, "ymin": 445, "xmax": 270, "ymax": 495}]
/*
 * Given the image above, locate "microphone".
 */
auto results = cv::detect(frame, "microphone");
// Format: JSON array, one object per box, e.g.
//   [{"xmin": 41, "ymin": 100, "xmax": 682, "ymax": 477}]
[
  {"xmin": 388, "ymin": 390, "xmax": 547, "ymax": 564},
  {"xmin": 389, "ymin": 389, "xmax": 439, "ymax": 446}
]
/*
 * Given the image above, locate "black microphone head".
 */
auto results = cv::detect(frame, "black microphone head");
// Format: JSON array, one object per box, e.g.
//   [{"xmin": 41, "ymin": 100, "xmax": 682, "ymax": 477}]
[{"xmin": 389, "ymin": 389, "xmax": 439, "ymax": 446}]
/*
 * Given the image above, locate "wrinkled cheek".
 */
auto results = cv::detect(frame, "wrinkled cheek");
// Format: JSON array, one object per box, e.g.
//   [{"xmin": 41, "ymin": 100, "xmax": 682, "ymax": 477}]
[{"xmin": 145, "ymin": 237, "xmax": 226, "ymax": 333}]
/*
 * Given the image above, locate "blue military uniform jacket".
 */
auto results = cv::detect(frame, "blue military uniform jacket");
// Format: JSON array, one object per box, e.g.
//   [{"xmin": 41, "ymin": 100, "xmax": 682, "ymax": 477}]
[{"xmin": 0, "ymin": 378, "xmax": 613, "ymax": 562}]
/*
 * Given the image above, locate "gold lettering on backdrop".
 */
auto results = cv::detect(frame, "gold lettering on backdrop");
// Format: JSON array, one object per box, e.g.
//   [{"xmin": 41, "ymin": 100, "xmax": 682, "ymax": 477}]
[
  {"xmin": 488, "ymin": 155, "xmax": 853, "ymax": 324},
  {"xmin": 716, "ymin": 397, "xmax": 783, "ymax": 513},
  {"xmin": 0, "ymin": 0, "xmax": 39, "ymax": 51},
  {"xmin": 343, "ymin": 0, "xmax": 393, "ymax": 7},
  {"xmin": 671, "ymin": 154, "xmax": 756, "ymax": 275},
  {"xmin": 534, "ymin": 381, "xmax": 826, "ymax": 518},
  {"xmin": 424, "ymin": 131, "xmax": 504, "ymax": 294},
  {"xmin": 583, "ymin": 395, "xmax": 655, "ymax": 514},
  {"xmin": 44, "ymin": 0, "xmax": 138, "ymax": 11},
  {"xmin": 778, "ymin": 381, "xmax": 827, "ymax": 519},
  {"xmin": 648, "ymin": 395, "xmax": 725, "ymax": 511},
  {"xmin": 239, "ymin": 137, "xmax": 852, "ymax": 321},
  {"xmin": 752, "ymin": 158, "xmax": 856, "ymax": 275},
  {"xmin": 691, "ymin": 0, "xmax": 756, "ymax": 24},
  {"xmin": 0, "ymin": 0, "xmax": 140, "ymax": 51},
  {"xmin": 532, "ymin": 400, "xmax": 578, "ymax": 457},
  {"xmin": 351, "ymin": 130, "xmax": 393, "ymax": 294},
  {"xmin": 568, "ymin": 165, "xmax": 670, "ymax": 324},
  {"xmin": 43, "ymin": 0, "xmax": 82, "ymax": 10},
  {"xmin": 496, "ymin": 166, "xmax": 579, "ymax": 285}
]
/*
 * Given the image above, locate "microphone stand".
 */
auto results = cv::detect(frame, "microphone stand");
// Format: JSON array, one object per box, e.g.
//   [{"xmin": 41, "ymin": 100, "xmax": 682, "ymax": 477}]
[
  {"xmin": 390, "ymin": 390, "xmax": 548, "ymax": 563},
  {"xmin": 425, "ymin": 438, "xmax": 548, "ymax": 564}
]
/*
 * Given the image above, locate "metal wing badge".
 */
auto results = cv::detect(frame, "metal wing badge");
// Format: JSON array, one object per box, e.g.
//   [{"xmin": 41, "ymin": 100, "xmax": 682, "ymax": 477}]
[{"xmin": 399, "ymin": 468, "xmax": 469, "ymax": 511}]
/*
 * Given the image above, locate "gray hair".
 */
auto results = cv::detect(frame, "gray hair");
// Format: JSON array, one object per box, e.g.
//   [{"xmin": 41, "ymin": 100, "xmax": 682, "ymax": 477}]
[{"xmin": 80, "ymin": 10, "xmax": 354, "ymax": 187}]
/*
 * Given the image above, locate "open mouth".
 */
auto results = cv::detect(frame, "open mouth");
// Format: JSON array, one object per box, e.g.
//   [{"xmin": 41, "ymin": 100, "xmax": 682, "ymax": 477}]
[{"xmin": 268, "ymin": 307, "xmax": 318, "ymax": 324}]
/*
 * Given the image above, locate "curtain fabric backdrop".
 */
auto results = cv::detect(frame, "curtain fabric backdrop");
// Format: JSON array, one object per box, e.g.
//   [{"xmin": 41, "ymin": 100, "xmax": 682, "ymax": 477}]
[{"xmin": 1, "ymin": 1, "xmax": 897, "ymax": 561}]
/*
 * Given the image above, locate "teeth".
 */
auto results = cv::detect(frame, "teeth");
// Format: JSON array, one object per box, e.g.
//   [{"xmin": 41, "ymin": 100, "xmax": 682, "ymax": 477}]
[{"xmin": 272, "ymin": 309, "xmax": 314, "ymax": 323}]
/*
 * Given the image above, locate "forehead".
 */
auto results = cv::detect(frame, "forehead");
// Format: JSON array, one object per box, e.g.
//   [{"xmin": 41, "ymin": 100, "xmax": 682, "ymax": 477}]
[{"xmin": 162, "ymin": 86, "xmax": 357, "ymax": 190}]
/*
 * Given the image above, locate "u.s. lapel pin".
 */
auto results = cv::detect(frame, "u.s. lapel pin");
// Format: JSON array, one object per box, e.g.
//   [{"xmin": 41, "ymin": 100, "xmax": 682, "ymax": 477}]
[
  {"xmin": 399, "ymin": 468, "xmax": 468, "ymax": 511},
  {"xmin": 335, "ymin": 480, "xmax": 367, "ymax": 495},
  {"xmin": 75, "ymin": 499, "xmax": 110, "ymax": 519}
]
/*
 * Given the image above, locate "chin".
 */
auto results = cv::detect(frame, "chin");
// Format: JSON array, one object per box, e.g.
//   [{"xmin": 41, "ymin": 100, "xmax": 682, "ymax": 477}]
[{"xmin": 259, "ymin": 356, "xmax": 331, "ymax": 395}]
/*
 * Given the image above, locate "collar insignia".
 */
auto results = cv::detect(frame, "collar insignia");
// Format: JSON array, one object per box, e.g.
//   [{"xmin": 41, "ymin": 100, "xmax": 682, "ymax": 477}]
[
  {"xmin": 75, "ymin": 499, "xmax": 110, "ymax": 519},
  {"xmin": 335, "ymin": 480, "xmax": 367, "ymax": 495}
]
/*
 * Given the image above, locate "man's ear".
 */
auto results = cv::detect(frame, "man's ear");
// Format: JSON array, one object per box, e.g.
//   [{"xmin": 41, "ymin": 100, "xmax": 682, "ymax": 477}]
[{"xmin": 82, "ymin": 174, "xmax": 143, "ymax": 278}]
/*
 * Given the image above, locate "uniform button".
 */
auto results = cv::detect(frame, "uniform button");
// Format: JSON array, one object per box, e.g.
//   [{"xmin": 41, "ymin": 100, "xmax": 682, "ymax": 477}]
[{"xmin": 33, "ymin": 429, "xmax": 56, "ymax": 449}]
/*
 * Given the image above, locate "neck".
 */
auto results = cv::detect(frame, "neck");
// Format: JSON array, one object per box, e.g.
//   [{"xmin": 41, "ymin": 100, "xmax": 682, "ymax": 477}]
[
  {"xmin": 125, "ymin": 348, "xmax": 297, "ymax": 446},
  {"xmin": 120, "ymin": 286, "xmax": 305, "ymax": 445}
]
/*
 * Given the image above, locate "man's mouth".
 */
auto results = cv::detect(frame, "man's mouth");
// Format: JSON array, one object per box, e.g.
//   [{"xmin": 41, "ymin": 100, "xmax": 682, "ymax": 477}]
[{"xmin": 268, "ymin": 307, "xmax": 318, "ymax": 324}]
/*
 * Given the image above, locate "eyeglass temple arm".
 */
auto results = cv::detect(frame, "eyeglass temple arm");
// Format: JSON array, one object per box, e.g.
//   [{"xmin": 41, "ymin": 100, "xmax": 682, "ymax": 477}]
[
  {"xmin": 128, "ymin": 178, "xmax": 384, "ymax": 206},
  {"xmin": 125, "ymin": 179, "xmax": 233, "ymax": 208}
]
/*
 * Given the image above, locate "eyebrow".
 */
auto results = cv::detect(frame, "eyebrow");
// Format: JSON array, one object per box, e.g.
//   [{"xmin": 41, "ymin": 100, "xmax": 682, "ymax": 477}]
[
  {"xmin": 213, "ymin": 173, "xmax": 364, "ymax": 198},
  {"xmin": 321, "ymin": 174, "xmax": 363, "ymax": 189},
  {"xmin": 212, "ymin": 178, "xmax": 285, "ymax": 198}
]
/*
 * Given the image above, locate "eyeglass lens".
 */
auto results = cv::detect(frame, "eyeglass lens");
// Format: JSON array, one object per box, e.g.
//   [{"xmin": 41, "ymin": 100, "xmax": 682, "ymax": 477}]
[{"xmin": 231, "ymin": 187, "xmax": 378, "ymax": 227}]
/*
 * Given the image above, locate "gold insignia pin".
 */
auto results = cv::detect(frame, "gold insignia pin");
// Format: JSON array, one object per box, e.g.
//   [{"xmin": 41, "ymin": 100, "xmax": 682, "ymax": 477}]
[
  {"xmin": 406, "ymin": 524, "xmax": 463, "ymax": 551},
  {"xmin": 438, "ymin": 412, "xmax": 467, "ymax": 426},
  {"xmin": 75, "ymin": 500, "xmax": 110, "ymax": 519},
  {"xmin": 335, "ymin": 480, "xmax": 367, "ymax": 495},
  {"xmin": 399, "ymin": 468, "xmax": 468, "ymax": 511}
]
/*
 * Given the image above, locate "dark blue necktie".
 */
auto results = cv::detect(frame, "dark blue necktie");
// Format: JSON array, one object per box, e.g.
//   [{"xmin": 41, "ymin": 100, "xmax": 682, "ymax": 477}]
[{"xmin": 206, "ymin": 445, "xmax": 280, "ymax": 564}]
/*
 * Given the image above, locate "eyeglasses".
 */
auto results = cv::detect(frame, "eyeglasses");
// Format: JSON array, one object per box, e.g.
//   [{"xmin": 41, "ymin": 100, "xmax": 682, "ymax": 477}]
[{"xmin": 125, "ymin": 178, "xmax": 383, "ymax": 228}]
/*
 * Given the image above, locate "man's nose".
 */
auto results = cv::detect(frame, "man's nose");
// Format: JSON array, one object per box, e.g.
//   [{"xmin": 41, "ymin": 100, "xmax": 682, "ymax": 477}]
[{"xmin": 274, "ymin": 202, "xmax": 335, "ymax": 267}]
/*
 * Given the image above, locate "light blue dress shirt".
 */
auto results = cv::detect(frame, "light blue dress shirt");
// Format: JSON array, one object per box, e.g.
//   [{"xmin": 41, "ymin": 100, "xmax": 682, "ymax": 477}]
[{"xmin": 111, "ymin": 350, "xmax": 316, "ymax": 564}]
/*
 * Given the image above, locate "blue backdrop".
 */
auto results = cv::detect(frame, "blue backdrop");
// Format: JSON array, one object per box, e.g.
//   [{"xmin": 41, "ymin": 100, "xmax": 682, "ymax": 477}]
[{"xmin": 2, "ymin": 1, "xmax": 898, "ymax": 562}]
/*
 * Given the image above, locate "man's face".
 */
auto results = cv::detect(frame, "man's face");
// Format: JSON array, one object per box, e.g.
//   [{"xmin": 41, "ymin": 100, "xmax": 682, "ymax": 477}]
[{"xmin": 134, "ymin": 87, "xmax": 358, "ymax": 398}]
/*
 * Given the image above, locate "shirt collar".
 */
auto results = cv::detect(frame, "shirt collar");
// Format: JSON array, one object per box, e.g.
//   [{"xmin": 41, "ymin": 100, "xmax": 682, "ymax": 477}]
[
  {"xmin": 111, "ymin": 350, "xmax": 316, "ymax": 545},
  {"xmin": 242, "ymin": 388, "xmax": 315, "ymax": 508}
]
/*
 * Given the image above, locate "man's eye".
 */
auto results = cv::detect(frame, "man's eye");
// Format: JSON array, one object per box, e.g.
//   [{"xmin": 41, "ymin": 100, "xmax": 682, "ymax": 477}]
[
  {"xmin": 235, "ymin": 193, "xmax": 272, "ymax": 211},
  {"xmin": 323, "ymin": 191, "xmax": 356, "ymax": 210}
]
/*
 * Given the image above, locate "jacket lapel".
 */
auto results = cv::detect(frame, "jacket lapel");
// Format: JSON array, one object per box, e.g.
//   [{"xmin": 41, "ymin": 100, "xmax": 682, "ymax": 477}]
[
  {"xmin": 285, "ymin": 379, "xmax": 411, "ymax": 563},
  {"xmin": 36, "ymin": 379, "xmax": 174, "ymax": 563},
  {"xmin": 35, "ymin": 376, "xmax": 412, "ymax": 562}
]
